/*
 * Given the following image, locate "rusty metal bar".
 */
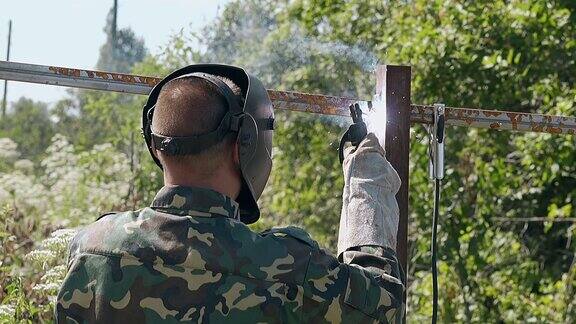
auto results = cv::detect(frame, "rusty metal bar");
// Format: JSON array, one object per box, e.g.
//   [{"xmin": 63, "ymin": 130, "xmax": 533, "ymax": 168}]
[
  {"xmin": 0, "ymin": 61, "xmax": 156, "ymax": 94},
  {"xmin": 411, "ymin": 104, "xmax": 576, "ymax": 135},
  {"xmin": 377, "ymin": 65, "xmax": 411, "ymax": 319},
  {"xmin": 0, "ymin": 61, "xmax": 575, "ymax": 135},
  {"xmin": 267, "ymin": 90, "xmax": 358, "ymax": 116}
]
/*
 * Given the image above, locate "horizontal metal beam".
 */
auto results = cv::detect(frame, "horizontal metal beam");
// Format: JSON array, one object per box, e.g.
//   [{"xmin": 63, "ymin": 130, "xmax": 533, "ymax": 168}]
[
  {"xmin": 1, "ymin": 61, "xmax": 575, "ymax": 135},
  {"xmin": 0, "ymin": 61, "xmax": 155, "ymax": 94},
  {"xmin": 412, "ymin": 104, "xmax": 576, "ymax": 135}
]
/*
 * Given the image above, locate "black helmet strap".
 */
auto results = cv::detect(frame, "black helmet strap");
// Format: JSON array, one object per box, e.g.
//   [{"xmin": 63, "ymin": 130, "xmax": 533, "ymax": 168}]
[
  {"xmin": 151, "ymin": 110, "xmax": 244, "ymax": 156},
  {"xmin": 147, "ymin": 72, "xmax": 245, "ymax": 156}
]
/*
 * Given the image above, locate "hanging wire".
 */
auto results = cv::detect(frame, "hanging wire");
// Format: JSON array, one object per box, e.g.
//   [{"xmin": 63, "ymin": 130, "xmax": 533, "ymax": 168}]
[{"xmin": 431, "ymin": 178, "xmax": 441, "ymax": 324}]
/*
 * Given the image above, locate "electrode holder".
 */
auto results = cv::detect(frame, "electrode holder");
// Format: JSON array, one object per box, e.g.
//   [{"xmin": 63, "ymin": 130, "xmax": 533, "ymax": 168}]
[{"xmin": 428, "ymin": 103, "xmax": 445, "ymax": 180}]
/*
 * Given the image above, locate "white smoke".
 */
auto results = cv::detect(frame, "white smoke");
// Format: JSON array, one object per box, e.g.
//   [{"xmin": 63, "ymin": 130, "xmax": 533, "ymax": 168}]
[{"xmin": 278, "ymin": 27, "xmax": 379, "ymax": 73}]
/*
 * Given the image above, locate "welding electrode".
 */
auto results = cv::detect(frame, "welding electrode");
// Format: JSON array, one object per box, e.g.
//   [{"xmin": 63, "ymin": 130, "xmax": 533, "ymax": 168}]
[{"xmin": 339, "ymin": 103, "xmax": 368, "ymax": 164}]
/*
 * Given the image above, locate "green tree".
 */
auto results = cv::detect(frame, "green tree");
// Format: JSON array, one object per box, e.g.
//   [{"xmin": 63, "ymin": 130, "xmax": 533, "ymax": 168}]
[
  {"xmin": 284, "ymin": 0, "xmax": 576, "ymax": 321},
  {"xmin": 0, "ymin": 98, "xmax": 55, "ymax": 161}
]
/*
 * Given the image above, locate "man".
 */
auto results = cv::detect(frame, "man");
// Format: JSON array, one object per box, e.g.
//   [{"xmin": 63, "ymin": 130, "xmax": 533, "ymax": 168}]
[{"xmin": 56, "ymin": 64, "xmax": 404, "ymax": 323}]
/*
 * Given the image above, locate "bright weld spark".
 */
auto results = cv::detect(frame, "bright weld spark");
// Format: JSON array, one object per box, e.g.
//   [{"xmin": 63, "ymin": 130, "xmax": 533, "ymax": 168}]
[{"xmin": 365, "ymin": 94, "xmax": 387, "ymax": 148}]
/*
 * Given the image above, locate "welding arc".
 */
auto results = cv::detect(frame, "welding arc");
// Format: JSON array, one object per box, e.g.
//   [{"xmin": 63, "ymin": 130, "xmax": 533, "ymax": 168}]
[{"xmin": 431, "ymin": 178, "xmax": 440, "ymax": 324}]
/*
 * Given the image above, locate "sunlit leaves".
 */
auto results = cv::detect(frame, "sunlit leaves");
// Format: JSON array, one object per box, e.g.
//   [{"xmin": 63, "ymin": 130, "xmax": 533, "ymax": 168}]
[{"xmin": 287, "ymin": 0, "xmax": 576, "ymax": 321}]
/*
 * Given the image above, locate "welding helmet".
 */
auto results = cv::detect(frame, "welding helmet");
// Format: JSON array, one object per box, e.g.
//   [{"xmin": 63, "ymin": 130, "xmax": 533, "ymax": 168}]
[{"xmin": 142, "ymin": 64, "xmax": 274, "ymax": 224}]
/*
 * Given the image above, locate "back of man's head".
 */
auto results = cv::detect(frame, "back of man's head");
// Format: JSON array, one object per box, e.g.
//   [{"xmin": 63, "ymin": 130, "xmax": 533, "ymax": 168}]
[{"xmin": 152, "ymin": 75, "xmax": 243, "ymax": 176}]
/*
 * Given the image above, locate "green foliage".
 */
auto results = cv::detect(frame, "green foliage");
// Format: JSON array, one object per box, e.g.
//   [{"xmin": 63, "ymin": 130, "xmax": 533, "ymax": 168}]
[
  {"xmin": 285, "ymin": 0, "xmax": 576, "ymax": 321},
  {"xmin": 0, "ymin": 204, "xmax": 52, "ymax": 322},
  {"xmin": 0, "ymin": 3, "xmax": 157, "ymax": 321},
  {"xmin": 1, "ymin": 0, "xmax": 575, "ymax": 322},
  {"xmin": 0, "ymin": 134, "xmax": 139, "ymax": 321},
  {"xmin": 262, "ymin": 112, "xmax": 344, "ymax": 248},
  {"xmin": 0, "ymin": 203, "xmax": 76, "ymax": 322},
  {"xmin": 0, "ymin": 98, "xmax": 55, "ymax": 162}
]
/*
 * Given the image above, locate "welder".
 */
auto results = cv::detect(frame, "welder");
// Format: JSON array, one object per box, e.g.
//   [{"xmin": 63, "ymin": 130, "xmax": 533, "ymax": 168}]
[{"xmin": 55, "ymin": 64, "xmax": 404, "ymax": 323}]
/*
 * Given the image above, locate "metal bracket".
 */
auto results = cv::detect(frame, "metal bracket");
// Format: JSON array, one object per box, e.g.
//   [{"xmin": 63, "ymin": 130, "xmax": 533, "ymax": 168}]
[{"xmin": 428, "ymin": 103, "xmax": 445, "ymax": 180}]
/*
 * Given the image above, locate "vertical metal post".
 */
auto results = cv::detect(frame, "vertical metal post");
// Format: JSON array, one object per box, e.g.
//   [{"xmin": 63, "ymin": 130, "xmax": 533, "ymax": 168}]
[
  {"xmin": 376, "ymin": 65, "xmax": 411, "ymax": 310},
  {"xmin": 2, "ymin": 20, "xmax": 12, "ymax": 117}
]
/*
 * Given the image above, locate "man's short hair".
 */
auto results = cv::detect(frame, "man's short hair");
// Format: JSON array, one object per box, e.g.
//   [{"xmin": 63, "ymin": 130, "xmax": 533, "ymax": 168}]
[{"xmin": 152, "ymin": 75, "xmax": 243, "ymax": 175}]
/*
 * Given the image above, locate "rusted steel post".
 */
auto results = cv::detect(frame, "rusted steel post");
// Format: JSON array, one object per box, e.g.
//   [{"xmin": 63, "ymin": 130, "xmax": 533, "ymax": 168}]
[{"xmin": 376, "ymin": 65, "xmax": 411, "ymax": 303}]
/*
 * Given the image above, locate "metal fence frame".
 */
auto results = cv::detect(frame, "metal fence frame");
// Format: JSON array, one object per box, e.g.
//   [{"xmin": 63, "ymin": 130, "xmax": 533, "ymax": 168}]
[{"xmin": 1, "ymin": 60, "xmax": 575, "ymax": 315}]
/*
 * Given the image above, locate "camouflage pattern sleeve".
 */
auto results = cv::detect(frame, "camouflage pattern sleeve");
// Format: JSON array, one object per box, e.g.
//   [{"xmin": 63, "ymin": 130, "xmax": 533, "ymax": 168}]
[{"xmin": 301, "ymin": 237, "xmax": 404, "ymax": 323}]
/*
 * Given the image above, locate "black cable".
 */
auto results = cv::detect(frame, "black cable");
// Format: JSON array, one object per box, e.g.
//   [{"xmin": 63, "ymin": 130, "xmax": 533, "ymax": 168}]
[{"xmin": 431, "ymin": 178, "xmax": 441, "ymax": 324}]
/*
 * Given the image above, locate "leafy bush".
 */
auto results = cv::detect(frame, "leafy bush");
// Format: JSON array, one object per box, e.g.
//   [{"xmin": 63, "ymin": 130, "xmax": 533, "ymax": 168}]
[{"xmin": 0, "ymin": 135, "xmax": 135, "ymax": 322}]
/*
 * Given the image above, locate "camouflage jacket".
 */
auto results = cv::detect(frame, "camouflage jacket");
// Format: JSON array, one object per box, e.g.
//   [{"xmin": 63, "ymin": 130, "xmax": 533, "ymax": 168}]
[{"xmin": 56, "ymin": 185, "xmax": 404, "ymax": 323}]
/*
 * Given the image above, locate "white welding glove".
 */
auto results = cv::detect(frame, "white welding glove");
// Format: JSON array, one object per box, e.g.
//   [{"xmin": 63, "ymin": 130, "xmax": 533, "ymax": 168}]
[{"xmin": 337, "ymin": 133, "xmax": 401, "ymax": 258}]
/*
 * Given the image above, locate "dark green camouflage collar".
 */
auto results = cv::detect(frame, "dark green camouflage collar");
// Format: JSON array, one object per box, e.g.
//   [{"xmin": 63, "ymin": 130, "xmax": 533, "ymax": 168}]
[{"xmin": 151, "ymin": 185, "xmax": 240, "ymax": 220}]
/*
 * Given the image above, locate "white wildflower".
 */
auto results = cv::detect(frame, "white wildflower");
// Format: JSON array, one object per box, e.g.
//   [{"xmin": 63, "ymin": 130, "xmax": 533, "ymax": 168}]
[
  {"xmin": 0, "ymin": 304, "xmax": 15, "ymax": 320},
  {"xmin": 40, "ymin": 265, "xmax": 67, "ymax": 283},
  {"xmin": 41, "ymin": 229, "xmax": 77, "ymax": 253},
  {"xmin": 14, "ymin": 159, "xmax": 34, "ymax": 172},
  {"xmin": 4, "ymin": 134, "xmax": 133, "ymax": 226},
  {"xmin": 0, "ymin": 188, "xmax": 9, "ymax": 203},
  {"xmin": 32, "ymin": 282, "xmax": 62, "ymax": 294},
  {"xmin": 0, "ymin": 138, "xmax": 20, "ymax": 161},
  {"xmin": 0, "ymin": 173, "xmax": 48, "ymax": 212},
  {"xmin": 25, "ymin": 250, "xmax": 56, "ymax": 267}
]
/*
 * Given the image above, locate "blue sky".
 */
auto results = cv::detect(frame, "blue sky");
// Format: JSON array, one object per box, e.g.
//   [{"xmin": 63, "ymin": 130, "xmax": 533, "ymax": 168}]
[{"xmin": 0, "ymin": 0, "xmax": 230, "ymax": 105}]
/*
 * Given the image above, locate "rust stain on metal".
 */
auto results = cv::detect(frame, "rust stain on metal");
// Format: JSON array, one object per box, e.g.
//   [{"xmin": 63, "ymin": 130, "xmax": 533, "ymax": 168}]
[
  {"xmin": 94, "ymin": 71, "xmax": 111, "ymax": 80},
  {"xmin": 141, "ymin": 76, "xmax": 161, "ymax": 86},
  {"xmin": 506, "ymin": 112, "xmax": 522, "ymax": 130},
  {"xmin": 545, "ymin": 126, "xmax": 563, "ymax": 134},
  {"xmin": 531, "ymin": 124, "xmax": 544, "ymax": 132},
  {"xmin": 48, "ymin": 65, "xmax": 160, "ymax": 86},
  {"xmin": 409, "ymin": 104, "xmax": 434, "ymax": 124},
  {"xmin": 409, "ymin": 104, "xmax": 576, "ymax": 135},
  {"xmin": 48, "ymin": 66, "xmax": 81, "ymax": 78},
  {"xmin": 449, "ymin": 108, "xmax": 478, "ymax": 125},
  {"xmin": 416, "ymin": 105, "xmax": 427, "ymax": 117},
  {"xmin": 483, "ymin": 110, "xmax": 502, "ymax": 117},
  {"xmin": 268, "ymin": 90, "xmax": 354, "ymax": 116}
]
